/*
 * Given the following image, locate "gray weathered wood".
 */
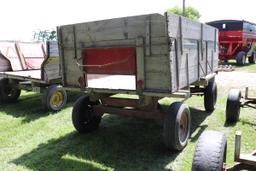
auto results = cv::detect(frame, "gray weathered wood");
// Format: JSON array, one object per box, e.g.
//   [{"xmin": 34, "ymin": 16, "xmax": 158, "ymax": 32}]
[
  {"xmin": 59, "ymin": 12, "xmax": 218, "ymax": 95},
  {"xmin": 0, "ymin": 53, "xmax": 11, "ymax": 72},
  {"xmin": 167, "ymin": 13, "xmax": 218, "ymax": 92},
  {"xmin": 42, "ymin": 41, "xmax": 61, "ymax": 81}
]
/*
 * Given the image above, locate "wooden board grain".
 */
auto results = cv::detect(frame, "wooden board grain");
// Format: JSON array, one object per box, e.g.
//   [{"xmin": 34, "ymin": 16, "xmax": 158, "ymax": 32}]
[
  {"xmin": 59, "ymin": 12, "xmax": 218, "ymax": 95},
  {"xmin": 167, "ymin": 13, "xmax": 218, "ymax": 92},
  {"xmin": 42, "ymin": 41, "xmax": 61, "ymax": 81}
]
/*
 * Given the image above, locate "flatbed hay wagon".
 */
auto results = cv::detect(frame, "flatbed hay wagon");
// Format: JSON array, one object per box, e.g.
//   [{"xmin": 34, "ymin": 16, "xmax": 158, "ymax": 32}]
[
  {"xmin": 0, "ymin": 41, "xmax": 67, "ymax": 111},
  {"xmin": 58, "ymin": 12, "xmax": 218, "ymax": 151},
  {"xmin": 208, "ymin": 20, "xmax": 256, "ymax": 65}
]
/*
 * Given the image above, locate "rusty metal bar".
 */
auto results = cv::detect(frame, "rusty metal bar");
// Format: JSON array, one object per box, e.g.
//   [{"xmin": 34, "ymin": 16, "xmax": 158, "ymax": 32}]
[
  {"xmin": 235, "ymin": 131, "xmax": 241, "ymax": 161},
  {"xmin": 174, "ymin": 39, "xmax": 180, "ymax": 90},
  {"xmin": 186, "ymin": 53, "xmax": 189, "ymax": 87},
  {"xmin": 238, "ymin": 154, "xmax": 256, "ymax": 166},
  {"xmin": 101, "ymin": 97, "xmax": 140, "ymax": 108},
  {"xmin": 14, "ymin": 43, "xmax": 26, "ymax": 70},
  {"xmin": 93, "ymin": 105, "xmax": 165, "ymax": 120},
  {"xmin": 179, "ymin": 16, "xmax": 183, "ymax": 54},
  {"xmin": 245, "ymin": 87, "xmax": 249, "ymax": 99},
  {"xmin": 136, "ymin": 37, "xmax": 145, "ymax": 93},
  {"xmin": 57, "ymin": 27, "xmax": 66, "ymax": 86}
]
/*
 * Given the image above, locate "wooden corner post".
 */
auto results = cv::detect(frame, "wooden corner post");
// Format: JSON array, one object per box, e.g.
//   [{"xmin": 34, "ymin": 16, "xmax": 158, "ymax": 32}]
[{"xmin": 136, "ymin": 37, "xmax": 145, "ymax": 94}]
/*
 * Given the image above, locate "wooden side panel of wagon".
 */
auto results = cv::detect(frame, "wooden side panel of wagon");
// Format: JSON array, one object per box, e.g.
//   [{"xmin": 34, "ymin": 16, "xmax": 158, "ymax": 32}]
[
  {"xmin": 59, "ymin": 12, "xmax": 218, "ymax": 96},
  {"xmin": 167, "ymin": 13, "xmax": 218, "ymax": 92}
]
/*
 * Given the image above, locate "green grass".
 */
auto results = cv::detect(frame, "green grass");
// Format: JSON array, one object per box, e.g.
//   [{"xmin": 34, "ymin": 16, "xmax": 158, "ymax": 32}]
[
  {"xmin": 220, "ymin": 60, "xmax": 256, "ymax": 72},
  {"xmin": 1, "ymin": 83, "xmax": 256, "ymax": 170}
]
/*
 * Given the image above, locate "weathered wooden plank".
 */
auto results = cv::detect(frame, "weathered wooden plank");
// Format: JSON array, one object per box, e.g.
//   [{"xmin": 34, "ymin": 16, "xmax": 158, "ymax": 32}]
[
  {"xmin": 203, "ymin": 25, "xmax": 217, "ymax": 41},
  {"xmin": 181, "ymin": 17, "xmax": 201, "ymax": 40},
  {"xmin": 167, "ymin": 13, "xmax": 180, "ymax": 38},
  {"xmin": 48, "ymin": 41, "xmax": 59, "ymax": 57},
  {"xmin": 149, "ymin": 43, "xmax": 169, "ymax": 55},
  {"xmin": 62, "ymin": 49, "xmax": 84, "ymax": 87},
  {"xmin": 145, "ymin": 72, "xmax": 170, "ymax": 90},
  {"xmin": 61, "ymin": 14, "xmax": 166, "ymax": 49},
  {"xmin": 136, "ymin": 37, "xmax": 145, "ymax": 91},
  {"xmin": 145, "ymin": 55, "xmax": 169, "ymax": 73},
  {"xmin": 63, "ymin": 36, "xmax": 167, "ymax": 50},
  {"xmin": 71, "ymin": 22, "xmax": 166, "ymax": 43},
  {"xmin": 0, "ymin": 70, "xmax": 41, "ymax": 79},
  {"xmin": 0, "ymin": 53, "xmax": 11, "ymax": 72}
]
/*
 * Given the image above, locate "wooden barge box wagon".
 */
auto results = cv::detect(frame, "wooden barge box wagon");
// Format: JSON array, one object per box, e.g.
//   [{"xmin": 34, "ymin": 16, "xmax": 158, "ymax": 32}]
[
  {"xmin": 0, "ymin": 41, "xmax": 67, "ymax": 111},
  {"xmin": 58, "ymin": 12, "xmax": 219, "ymax": 151}
]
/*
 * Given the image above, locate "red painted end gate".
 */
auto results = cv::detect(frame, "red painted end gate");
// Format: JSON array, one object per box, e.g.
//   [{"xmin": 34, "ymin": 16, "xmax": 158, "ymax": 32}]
[{"xmin": 83, "ymin": 47, "xmax": 136, "ymax": 75}]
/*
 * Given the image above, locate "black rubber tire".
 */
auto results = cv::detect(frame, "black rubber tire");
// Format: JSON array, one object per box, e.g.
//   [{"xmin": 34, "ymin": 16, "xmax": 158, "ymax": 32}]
[
  {"xmin": 163, "ymin": 102, "xmax": 191, "ymax": 151},
  {"xmin": 236, "ymin": 51, "xmax": 246, "ymax": 66},
  {"xmin": 248, "ymin": 52, "xmax": 256, "ymax": 64},
  {"xmin": 204, "ymin": 80, "xmax": 217, "ymax": 112},
  {"xmin": 0, "ymin": 78, "xmax": 21, "ymax": 103},
  {"xmin": 192, "ymin": 131, "xmax": 227, "ymax": 171},
  {"xmin": 226, "ymin": 89, "xmax": 241, "ymax": 123},
  {"xmin": 72, "ymin": 95, "xmax": 102, "ymax": 133},
  {"xmin": 42, "ymin": 84, "xmax": 67, "ymax": 111}
]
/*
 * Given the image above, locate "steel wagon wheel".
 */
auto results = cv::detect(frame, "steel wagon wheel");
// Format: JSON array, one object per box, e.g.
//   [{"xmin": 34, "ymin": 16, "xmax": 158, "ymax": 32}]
[
  {"xmin": 248, "ymin": 52, "xmax": 256, "ymax": 64},
  {"xmin": 0, "ymin": 78, "xmax": 21, "ymax": 103},
  {"xmin": 42, "ymin": 84, "xmax": 67, "ymax": 111},
  {"xmin": 236, "ymin": 51, "xmax": 246, "ymax": 65},
  {"xmin": 163, "ymin": 102, "xmax": 191, "ymax": 151},
  {"xmin": 72, "ymin": 95, "xmax": 102, "ymax": 133}
]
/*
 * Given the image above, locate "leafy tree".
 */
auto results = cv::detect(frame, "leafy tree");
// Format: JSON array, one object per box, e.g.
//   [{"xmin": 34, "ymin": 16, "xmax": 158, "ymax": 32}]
[
  {"xmin": 168, "ymin": 6, "xmax": 201, "ymax": 21},
  {"xmin": 33, "ymin": 29, "xmax": 57, "ymax": 41}
]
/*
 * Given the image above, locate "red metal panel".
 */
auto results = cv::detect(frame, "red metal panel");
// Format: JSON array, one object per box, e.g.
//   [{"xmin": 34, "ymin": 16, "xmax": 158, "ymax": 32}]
[
  {"xmin": 219, "ymin": 30, "xmax": 250, "ymax": 60},
  {"xmin": 83, "ymin": 47, "xmax": 136, "ymax": 75},
  {"xmin": 219, "ymin": 31, "xmax": 243, "ymax": 42}
]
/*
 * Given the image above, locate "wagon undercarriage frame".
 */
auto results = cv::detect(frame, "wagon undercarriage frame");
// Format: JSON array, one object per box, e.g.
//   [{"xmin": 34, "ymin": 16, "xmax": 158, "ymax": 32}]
[
  {"xmin": 240, "ymin": 87, "xmax": 256, "ymax": 109},
  {"xmin": 226, "ymin": 132, "xmax": 256, "ymax": 170},
  {"xmin": 71, "ymin": 71, "xmax": 215, "ymax": 121}
]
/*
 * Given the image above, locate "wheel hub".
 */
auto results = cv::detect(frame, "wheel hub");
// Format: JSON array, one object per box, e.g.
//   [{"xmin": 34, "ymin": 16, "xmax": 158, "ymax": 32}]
[
  {"xmin": 179, "ymin": 111, "xmax": 189, "ymax": 143},
  {"xmin": 50, "ymin": 91, "xmax": 64, "ymax": 108}
]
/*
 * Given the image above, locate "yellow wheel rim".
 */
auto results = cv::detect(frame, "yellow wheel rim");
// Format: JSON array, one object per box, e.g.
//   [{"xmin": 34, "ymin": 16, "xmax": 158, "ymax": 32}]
[{"xmin": 50, "ymin": 91, "xmax": 64, "ymax": 109}]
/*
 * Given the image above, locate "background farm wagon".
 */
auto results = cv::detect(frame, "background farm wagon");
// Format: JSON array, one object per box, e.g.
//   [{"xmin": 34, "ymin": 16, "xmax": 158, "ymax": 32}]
[
  {"xmin": 0, "ymin": 41, "xmax": 67, "ymax": 111},
  {"xmin": 208, "ymin": 20, "xmax": 256, "ymax": 65}
]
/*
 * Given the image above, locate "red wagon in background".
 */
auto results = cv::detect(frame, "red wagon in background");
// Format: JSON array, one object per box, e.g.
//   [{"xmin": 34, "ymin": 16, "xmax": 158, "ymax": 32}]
[{"xmin": 207, "ymin": 20, "xmax": 256, "ymax": 65}]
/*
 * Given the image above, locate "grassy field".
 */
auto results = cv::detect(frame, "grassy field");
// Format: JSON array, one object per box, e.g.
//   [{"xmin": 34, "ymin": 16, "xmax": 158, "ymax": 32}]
[
  {"xmin": 1, "ymin": 74, "xmax": 256, "ymax": 171},
  {"xmin": 220, "ymin": 60, "xmax": 256, "ymax": 71}
]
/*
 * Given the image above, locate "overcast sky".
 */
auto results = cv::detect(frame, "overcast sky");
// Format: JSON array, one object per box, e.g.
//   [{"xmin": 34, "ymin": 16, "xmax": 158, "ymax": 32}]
[{"xmin": 1, "ymin": 0, "xmax": 255, "ymax": 40}]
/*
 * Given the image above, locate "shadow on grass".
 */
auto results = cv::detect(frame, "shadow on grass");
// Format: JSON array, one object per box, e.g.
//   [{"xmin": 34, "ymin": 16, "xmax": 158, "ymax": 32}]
[
  {"xmin": 189, "ymin": 108, "xmax": 210, "ymax": 142},
  {"xmin": 240, "ymin": 120, "xmax": 256, "ymax": 127},
  {"xmin": 11, "ymin": 105, "xmax": 210, "ymax": 171},
  {"xmin": 224, "ymin": 121, "xmax": 237, "ymax": 127},
  {"xmin": 0, "ymin": 91, "xmax": 82, "ymax": 123},
  {"xmin": 11, "ymin": 116, "xmax": 177, "ymax": 171}
]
